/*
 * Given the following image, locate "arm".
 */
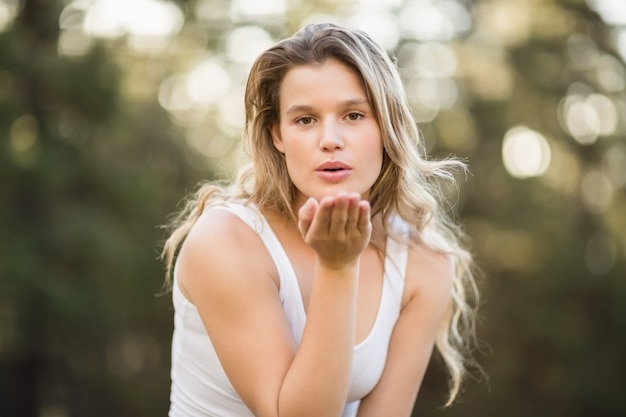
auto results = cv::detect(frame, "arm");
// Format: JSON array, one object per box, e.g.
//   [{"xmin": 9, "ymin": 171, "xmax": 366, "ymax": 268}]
[
  {"xmin": 356, "ymin": 243, "xmax": 454, "ymax": 417},
  {"xmin": 177, "ymin": 193, "xmax": 370, "ymax": 417}
]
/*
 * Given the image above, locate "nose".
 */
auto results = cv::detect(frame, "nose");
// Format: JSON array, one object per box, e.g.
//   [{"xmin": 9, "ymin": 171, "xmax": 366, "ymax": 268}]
[{"xmin": 319, "ymin": 120, "xmax": 344, "ymax": 151}]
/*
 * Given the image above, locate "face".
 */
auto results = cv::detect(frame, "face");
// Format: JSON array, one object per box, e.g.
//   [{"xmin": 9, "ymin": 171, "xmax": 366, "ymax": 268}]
[{"xmin": 271, "ymin": 59, "xmax": 383, "ymax": 208}]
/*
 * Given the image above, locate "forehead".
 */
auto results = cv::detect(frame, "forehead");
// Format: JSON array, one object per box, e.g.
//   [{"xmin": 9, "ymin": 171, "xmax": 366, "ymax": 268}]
[{"xmin": 278, "ymin": 59, "xmax": 368, "ymax": 105}]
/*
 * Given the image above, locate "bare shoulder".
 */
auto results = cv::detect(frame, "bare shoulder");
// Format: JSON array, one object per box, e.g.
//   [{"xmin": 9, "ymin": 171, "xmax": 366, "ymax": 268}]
[
  {"xmin": 182, "ymin": 206, "xmax": 267, "ymax": 256},
  {"xmin": 176, "ymin": 205, "xmax": 278, "ymax": 303},
  {"xmin": 173, "ymin": 206, "xmax": 300, "ymax": 414},
  {"xmin": 402, "ymin": 235, "xmax": 454, "ymax": 311}
]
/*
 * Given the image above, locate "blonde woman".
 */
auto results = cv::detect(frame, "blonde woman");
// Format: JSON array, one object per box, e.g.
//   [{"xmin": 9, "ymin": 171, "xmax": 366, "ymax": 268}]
[{"xmin": 162, "ymin": 22, "xmax": 479, "ymax": 417}]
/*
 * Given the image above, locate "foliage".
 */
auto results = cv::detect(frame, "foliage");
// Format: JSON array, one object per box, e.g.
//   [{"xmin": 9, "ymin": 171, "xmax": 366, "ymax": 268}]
[{"xmin": 0, "ymin": 0, "xmax": 624, "ymax": 416}]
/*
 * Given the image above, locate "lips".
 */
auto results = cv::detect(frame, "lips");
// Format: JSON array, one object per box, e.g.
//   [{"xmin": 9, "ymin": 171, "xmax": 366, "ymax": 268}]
[
  {"xmin": 316, "ymin": 161, "xmax": 351, "ymax": 171},
  {"xmin": 315, "ymin": 161, "xmax": 352, "ymax": 182}
]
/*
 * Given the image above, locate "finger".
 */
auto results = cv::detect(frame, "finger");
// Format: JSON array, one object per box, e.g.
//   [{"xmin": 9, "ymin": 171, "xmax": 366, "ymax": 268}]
[
  {"xmin": 311, "ymin": 196, "xmax": 334, "ymax": 235},
  {"xmin": 345, "ymin": 193, "xmax": 361, "ymax": 233},
  {"xmin": 328, "ymin": 192, "xmax": 350, "ymax": 237},
  {"xmin": 298, "ymin": 197, "xmax": 318, "ymax": 238},
  {"xmin": 357, "ymin": 200, "xmax": 372, "ymax": 236}
]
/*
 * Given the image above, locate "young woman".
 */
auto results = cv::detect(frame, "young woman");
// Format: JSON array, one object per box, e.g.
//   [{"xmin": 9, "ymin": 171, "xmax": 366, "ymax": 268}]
[{"xmin": 161, "ymin": 22, "xmax": 479, "ymax": 417}]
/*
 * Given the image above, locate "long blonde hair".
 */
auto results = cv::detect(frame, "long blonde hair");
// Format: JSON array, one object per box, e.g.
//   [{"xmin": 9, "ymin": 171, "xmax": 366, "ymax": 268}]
[{"xmin": 161, "ymin": 22, "xmax": 480, "ymax": 405}]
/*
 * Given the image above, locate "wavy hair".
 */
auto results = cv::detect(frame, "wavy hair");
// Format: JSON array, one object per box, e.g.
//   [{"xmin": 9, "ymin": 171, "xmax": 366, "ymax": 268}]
[{"xmin": 161, "ymin": 22, "xmax": 480, "ymax": 405}]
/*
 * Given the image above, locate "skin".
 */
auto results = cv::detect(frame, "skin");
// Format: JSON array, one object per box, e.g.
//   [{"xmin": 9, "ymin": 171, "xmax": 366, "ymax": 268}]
[
  {"xmin": 175, "ymin": 59, "xmax": 453, "ymax": 417},
  {"xmin": 270, "ymin": 59, "xmax": 383, "ymax": 209}
]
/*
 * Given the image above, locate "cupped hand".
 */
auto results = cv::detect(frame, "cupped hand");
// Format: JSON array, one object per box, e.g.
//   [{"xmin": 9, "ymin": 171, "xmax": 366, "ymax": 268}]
[{"xmin": 297, "ymin": 192, "xmax": 372, "ymax": 269}]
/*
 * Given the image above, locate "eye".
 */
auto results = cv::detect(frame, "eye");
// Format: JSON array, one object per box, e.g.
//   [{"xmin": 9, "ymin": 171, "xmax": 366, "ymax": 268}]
[
  {"xmin": 296, "ymin": 116, "xmax": 314, "ymax": 125},
  {"xmin": 346, "ymin": 112, "xmax": 364, "ymax": 121}
]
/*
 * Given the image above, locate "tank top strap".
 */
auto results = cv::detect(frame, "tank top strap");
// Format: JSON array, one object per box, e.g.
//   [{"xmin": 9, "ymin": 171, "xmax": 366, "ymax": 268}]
[
  {"xmin": 383, "ymin": 216, "xmax": 410, "ymax": 307},
  {"xmin": 208, "ymin": 202, "xmax": 307, "ymax": 341}
]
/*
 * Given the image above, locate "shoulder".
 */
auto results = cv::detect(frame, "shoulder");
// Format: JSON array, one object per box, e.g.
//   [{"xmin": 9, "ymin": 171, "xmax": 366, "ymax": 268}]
[
  {"xmin": 183, "ymin": 204, "xmax": 263, "ymax": 261},
  {"xmin": 188, "ymin": 203, "xmax": 259, "ymax": 243},
  {"xmin": 176, "ymin": 204, "xmax": 279, "ymax": 302}
]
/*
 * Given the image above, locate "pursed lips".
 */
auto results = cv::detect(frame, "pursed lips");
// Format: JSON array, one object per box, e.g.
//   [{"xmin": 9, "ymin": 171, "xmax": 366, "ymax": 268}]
[{"xmin": 315, "ymin": 161, "xmax": 352, "ymax": 182}]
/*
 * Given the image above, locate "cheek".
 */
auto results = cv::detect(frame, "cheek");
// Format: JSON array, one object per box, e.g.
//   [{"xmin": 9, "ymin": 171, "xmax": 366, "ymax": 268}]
[
  {"xmin": 372, "ymin": 142, "xmax": 385, "ymax": 180},
  {"xmin": 370, "ymin": 134, "xmax": 384, "ymax": 166},
  {"xmin": 283, "ymin": 149, "xmax": 306, "ymax": 179},
  {"xmin": 280, "ymin": 136, "xmax": 308, "ymax": 162},
  {"xmin": 280, "ymin": 145, "xmax": 299, "ymax": 171}
]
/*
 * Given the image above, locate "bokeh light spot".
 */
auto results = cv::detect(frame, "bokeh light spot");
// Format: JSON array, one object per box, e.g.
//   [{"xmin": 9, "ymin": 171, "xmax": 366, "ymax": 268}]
[
  {"xmin": 603, "ymin": 145, "xmax": 626, "ymax": 188},
  {"xmin": 462, "ymin": 32, "xmax": 514, "ymax": 100},
  {"xmin": 83, "ymin": 0, "xmax": 183, "ymax": 38},
  {"xmin": 355, "ymin": 0, "xmax": 403, "ymax": 10},
  {"xmin": 0, "ymin": 0, "xmax": 19, "ymax": 33},
  {"xmin": 230, "ymin": 0, "xmax": 286, "ymax": 20},
  {"xmin": 347, "ymin": 12, "xmax": 400, "ymax": 51},
  {"xmin": 416, "ymin": 42, "xmax": 458, "ymax": 78},
  {"xmin": 473, "ymin": 0, "xmax": 530, "ymax": 46},
  {"xmin": 59, "ymin": 0, "xmax": 185, "ymax": 53},
  {"xmin": 587, "ymin": 0, "xmax": 626, "ymax": 26},
  {"xmin": 585, "ymin": 231, "xmax": 617, "ymax": 276},
  {"xmin": 580, "ymin": 170, "xmax": 614, "ymax": 213},
  {"xmin": 616, "ymin": 28, "xmax": 626, "ymax": 63},
  {"xmin": 502, "ymin": 126, "xmax": 551, "ymax": 178},
  {"xmin": 185, "ymin": 58, "xmax": 232, "ymax": 106},
  {"xmin": 106, "ymin": 334, "xmax": 161, "ymax": 376},
  {"xmin": 225, "ymin": 25, "xmax": 274, "ymax": 64},
  {"xmin": 159, "ymin": 74, "xmax": 207, "ymax": 126},
  {"xmin": 10, "ymin": 115, "xmax": 39, "ymax": 152},
  {"xmin": 596, "ymin": 53, "xmax": 626, "ymax": 92},
  {"xmin": 58, "ymin": 28, "xmax": 94, "ymax": 56},
  {"xmin": 217, "ymin": 88, "xmax": 246, "ymax": 136},
  {"xmin": 566, "ymin": 33, "xmax": 599, "ymax": 70},
  {"xmin": 400, "ymin": 0, "xmax": 470, "ymax": 41},
  {"xmin": 558, "ymin": 88, "xmax": 618, "ymax": 144}
]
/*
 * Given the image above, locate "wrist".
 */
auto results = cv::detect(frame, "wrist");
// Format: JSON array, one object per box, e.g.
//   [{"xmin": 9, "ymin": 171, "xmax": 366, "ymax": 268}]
[{"xmin": 315, "ymin": 257, "xmax": 360, "ymax": 277}]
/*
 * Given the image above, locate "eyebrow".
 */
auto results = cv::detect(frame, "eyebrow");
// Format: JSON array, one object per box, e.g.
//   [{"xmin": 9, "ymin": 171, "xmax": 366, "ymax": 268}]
[{"xmin": 284, "ymin": 98, "xmax": 370, "ymax": 115}]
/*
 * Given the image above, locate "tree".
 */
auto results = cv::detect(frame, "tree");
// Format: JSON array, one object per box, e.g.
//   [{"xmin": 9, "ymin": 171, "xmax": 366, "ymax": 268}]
[
  {"xmin": 0, "ymin": 0, "xmax": 208, "ymax": 415},
  {"xmin": 1, "ymin": 0, "xmax": 624, "ymax": 415}
]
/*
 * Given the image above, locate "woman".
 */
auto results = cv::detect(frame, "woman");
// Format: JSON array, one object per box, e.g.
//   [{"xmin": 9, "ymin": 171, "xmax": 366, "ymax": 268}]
[{"xmin": 162, "ymin": 22, "xmax": 479, "ymax": 417}]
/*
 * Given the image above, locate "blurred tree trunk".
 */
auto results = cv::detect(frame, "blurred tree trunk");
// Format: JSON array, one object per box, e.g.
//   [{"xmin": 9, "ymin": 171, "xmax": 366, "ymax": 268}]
[{"xmin": 2, "ymin": 1, "xmax": 63, "ymax": 415}]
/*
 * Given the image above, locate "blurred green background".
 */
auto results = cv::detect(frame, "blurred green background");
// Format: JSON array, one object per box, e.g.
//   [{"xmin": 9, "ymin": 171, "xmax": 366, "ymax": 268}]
[{"xmin": 1, "ymin": 0, "xmax": 625, "ymax": 415}]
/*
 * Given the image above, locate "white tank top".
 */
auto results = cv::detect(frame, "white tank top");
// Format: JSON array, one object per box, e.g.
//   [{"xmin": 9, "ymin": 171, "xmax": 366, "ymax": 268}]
[{"xmin": 169, "ymin": 202, "xmax": 409, "ymax": 417}]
